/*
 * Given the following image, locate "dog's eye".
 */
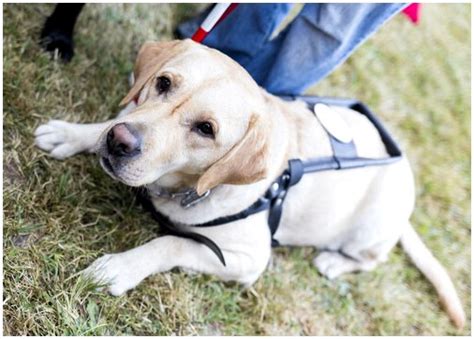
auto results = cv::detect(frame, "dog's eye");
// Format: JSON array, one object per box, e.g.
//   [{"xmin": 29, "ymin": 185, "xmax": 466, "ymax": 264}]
[
  {"xmin": 156, "ymin": 76, "xmax": 171, "ymax": 94},
  {"xmin": 193, "ymin": 122, "xmax": 215, "ymax": 138}
]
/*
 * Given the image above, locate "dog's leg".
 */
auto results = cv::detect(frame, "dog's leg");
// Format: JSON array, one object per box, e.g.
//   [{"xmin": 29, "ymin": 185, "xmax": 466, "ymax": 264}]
[
  {"xmin": 83, "ymin": 235, "xmax": 269, "ymax": 296},
  {"xmin": 35, "ymin": 120, "xmax": 112, "ymax": 159},
  {"xmin": 35, "ymin": 102, "xmax": 137, "ymax": 159},
  {"xmin": 40, "ymin": 3, "xmax": 85, "ymax": 62}
]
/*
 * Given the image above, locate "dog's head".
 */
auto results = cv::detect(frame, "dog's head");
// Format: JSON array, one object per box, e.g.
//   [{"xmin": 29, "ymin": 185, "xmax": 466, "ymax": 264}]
[{"xmin": 98, "ymin": 39, "xmax": 271, "ymax": 195}]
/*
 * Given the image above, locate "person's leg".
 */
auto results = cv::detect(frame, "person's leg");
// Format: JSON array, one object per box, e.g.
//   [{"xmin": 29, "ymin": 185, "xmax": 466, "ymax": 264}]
[
  {"xmin": 258, "ymin": 3, "xmax": 407, "ymax": 95},
  {"xmin": 176, "ymin": 4, "xmax": 294, "ymax": 82},
  {"xmin": 178, "ymin": 3, "xmax": 405, "ymax": 95}
]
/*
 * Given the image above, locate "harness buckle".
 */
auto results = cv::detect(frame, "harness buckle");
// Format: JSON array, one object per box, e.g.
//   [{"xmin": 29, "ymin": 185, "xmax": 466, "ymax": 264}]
[{"xmin": 180, "ymin": 189, "xmax": 211, "ymax": 209}]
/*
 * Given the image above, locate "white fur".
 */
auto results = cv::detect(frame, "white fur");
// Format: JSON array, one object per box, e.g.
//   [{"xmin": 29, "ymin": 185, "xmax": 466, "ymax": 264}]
[{"xmin": 35, "ymin": 120, "xmax": 110, "ymax": 159}]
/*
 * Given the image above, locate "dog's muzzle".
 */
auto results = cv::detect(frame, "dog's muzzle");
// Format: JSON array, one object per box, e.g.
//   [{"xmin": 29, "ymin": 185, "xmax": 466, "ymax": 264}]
[
  {"xmin": 99, "ymin": 122, "xmax": 142, "ymax": 179},
  {"xmin": 106, "ymin": 123, "xmax": 142, "ymax": 158}
]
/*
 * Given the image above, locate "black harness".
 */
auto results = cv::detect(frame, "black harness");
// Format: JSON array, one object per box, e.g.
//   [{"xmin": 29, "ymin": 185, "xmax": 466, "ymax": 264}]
[{"xmin": 137, "ymin": 95, "xmax": 403, "ymax": 266}]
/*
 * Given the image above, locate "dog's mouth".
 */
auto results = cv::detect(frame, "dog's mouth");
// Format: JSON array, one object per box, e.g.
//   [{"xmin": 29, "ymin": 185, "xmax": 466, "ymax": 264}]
[
  {"xmin": 100, "ymin": 156, "xmax": 130, "ymax": 184},
  {"xmin": 100, "ymin": 156, "xmax": 116, "ymax": 177},
  {"xmin": 99, "ymin": 156, "xmax": 146, "ymax": 187}
]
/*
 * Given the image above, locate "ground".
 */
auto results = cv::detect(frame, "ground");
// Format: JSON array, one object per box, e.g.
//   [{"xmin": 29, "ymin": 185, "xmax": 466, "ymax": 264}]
[{"xmin": 3, "ymin": 3, "xmax": 471, "ymax": 336}]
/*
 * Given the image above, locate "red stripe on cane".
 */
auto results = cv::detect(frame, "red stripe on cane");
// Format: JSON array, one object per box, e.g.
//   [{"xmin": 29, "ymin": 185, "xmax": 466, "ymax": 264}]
[{"xmin": 191, "ymin": 27, "xmax": 208, "ymax": 43}]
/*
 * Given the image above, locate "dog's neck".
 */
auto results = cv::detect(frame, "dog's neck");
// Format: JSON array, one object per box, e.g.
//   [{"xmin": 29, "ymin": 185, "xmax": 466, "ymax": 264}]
[
  {"xmin": 146, "ymin": 184, "xmax": 211, "ymax": 209},
  {"xmin": 148, "ymin": 178, "xmax": 274, "ymax": 225}
]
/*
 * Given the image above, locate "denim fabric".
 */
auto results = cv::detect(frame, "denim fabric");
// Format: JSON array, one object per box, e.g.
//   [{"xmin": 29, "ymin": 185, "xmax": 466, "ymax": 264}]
[{"xmin": 177, "ymin": 3, "xmax": 406, "ymax": 95}]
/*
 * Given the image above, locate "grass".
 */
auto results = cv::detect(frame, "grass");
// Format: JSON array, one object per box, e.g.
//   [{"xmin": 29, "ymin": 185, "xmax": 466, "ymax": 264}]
[{"xmin": 3, "ymin": 3, "xmax": 471, "ymax": 335}]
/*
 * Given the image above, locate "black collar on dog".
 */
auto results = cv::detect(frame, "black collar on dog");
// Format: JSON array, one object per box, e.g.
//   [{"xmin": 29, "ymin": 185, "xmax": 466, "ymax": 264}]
[{"xmin": 138, "ymin": 96, "xmax": 403, "ymax": 266}]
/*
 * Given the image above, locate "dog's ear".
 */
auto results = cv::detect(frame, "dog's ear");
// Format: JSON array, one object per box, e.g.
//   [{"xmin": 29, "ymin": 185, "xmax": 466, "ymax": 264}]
[
  {"xmin": 120, "ymin": 40, "xmax": 182, "ymax": 106},
  {"xmin": 196, "ymin": 115, "xmax": 269, "ymax": 195}
]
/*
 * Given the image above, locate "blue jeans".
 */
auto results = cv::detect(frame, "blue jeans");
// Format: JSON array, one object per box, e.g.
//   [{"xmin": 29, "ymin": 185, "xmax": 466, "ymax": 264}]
[{"xmin": 177, "ymin": 3, "xmax": 406, "ymax": 95}]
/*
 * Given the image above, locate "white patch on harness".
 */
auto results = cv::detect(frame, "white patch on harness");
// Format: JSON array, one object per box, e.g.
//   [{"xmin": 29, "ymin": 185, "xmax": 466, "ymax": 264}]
[{"xmin": 314, "ymin": 103, "xmax": 353, "ymax": 143}]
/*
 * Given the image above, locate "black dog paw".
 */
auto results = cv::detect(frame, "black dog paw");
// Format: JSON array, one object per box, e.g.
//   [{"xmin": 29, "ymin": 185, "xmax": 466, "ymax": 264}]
[
  {"xmin": 39, "ymin": 4, "xmax": 84, "ymax": 63},
  {"xmin": 40, "ymin": 28, "xmax": 74, "ymax": 63}
]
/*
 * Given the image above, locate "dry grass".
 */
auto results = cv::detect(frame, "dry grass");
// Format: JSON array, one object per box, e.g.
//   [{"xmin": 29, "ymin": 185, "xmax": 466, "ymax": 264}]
[{"xmin": 3, "ymin": 3, "xmax": 471, "ymax": 335}]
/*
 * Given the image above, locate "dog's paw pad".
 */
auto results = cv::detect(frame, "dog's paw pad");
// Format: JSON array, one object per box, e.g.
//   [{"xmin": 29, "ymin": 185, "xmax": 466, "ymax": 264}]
[{"xmin": 34, "ymin": 120, "xmax": 84, "ymax": 159}]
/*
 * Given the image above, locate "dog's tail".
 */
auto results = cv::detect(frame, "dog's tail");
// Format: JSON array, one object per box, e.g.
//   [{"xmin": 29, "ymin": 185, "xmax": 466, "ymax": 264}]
[{"xmin": 400, "ymin": 222, "xmax": 465, "ymax": 328}]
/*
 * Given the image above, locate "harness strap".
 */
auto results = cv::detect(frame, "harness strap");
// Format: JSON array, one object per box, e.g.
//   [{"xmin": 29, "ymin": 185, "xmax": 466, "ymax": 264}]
[
  {"xmin": 267, "ymin": 159, "xmax": 304, "ymax": 245},
  {"xmin": 193, "ymin": 197, "xmax": 270, "ymax": 227},
  {"xmin": 329, "ymin": 136, "xmax": 358, "ymax": 167},
  {"xmin": 136, "ymin": 188, "xmax": 228, "ymax": 266},
  {"xmin": 135, "ymin": 161, "xmax": 303, "ymax": 265}
]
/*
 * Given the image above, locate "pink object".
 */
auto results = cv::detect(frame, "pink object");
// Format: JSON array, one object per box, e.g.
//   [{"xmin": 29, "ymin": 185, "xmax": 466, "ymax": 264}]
[{"xmin": 402, "ymin": 3, "xmax": 422, "ymax": 25}]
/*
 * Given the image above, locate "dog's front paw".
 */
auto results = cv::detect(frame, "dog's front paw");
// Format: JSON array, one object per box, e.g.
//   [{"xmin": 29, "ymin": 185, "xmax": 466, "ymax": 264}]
[
  {"xmin": 83, "ymin": 254, "xmax": 142, "ymax": 296},
  {"xmin": 34, "ymin": 120, "xmax": 88, "ymax": 159}
]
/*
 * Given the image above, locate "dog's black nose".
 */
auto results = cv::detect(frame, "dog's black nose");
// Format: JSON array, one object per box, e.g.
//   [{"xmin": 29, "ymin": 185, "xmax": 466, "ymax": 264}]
[{"xmin": 106, "ymin": 123, "xmax": 141, "ymax": 157}]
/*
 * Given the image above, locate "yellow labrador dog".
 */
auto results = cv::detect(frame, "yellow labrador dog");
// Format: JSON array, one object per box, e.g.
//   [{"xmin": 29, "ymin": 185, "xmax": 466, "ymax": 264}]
[{"xmin": 34, "ymin": 39, "xmax": 464, "ymax": 328}]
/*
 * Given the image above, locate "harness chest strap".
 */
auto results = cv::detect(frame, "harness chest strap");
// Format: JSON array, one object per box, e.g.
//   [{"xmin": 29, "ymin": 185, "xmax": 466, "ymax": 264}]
[
  {"xmin": 138, "ymin": 160, "xmax": 304, "ymax": 267},
  {"xmin": 139, "ymin": 96, "xmax": 403, "ymax": 267}
]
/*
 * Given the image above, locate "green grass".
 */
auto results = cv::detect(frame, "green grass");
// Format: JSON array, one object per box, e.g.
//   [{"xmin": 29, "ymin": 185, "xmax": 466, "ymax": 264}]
[{"xmin": 3, "ymin": 3, "xmax": 470, "ymax": 335}]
